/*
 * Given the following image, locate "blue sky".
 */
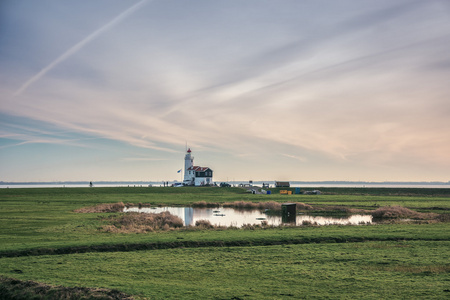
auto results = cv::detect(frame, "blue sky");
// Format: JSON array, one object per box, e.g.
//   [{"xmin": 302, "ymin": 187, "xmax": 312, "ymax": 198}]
[{"xmin": 1, "ymin": 0, "xmax": 450, "ymax": 182}]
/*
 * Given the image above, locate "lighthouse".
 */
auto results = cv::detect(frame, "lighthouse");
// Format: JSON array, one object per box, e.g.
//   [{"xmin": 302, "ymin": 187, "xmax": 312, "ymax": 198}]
[
  {"xmin": 183, "ymin": 148, "xmax": 194, "ymax": 183},
  {"xmin": 183, "ymin": 148, "xmax": 213, "ymax": 186}
]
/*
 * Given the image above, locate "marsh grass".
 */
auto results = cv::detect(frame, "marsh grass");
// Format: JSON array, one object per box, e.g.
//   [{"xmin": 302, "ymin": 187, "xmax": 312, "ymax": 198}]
[
  {"xmin": 371, "ymin": 206, "xmax": 437, "ymax": 219},
  {"xmin": 101, "ymin": 212, "xmax": 183, "ymax": 233}
]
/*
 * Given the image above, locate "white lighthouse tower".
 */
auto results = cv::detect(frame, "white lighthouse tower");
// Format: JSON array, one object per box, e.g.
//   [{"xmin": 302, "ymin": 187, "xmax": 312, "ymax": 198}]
[{"xmin": 183, "ymin": 148, "xmax": 194, "ymax": 184}]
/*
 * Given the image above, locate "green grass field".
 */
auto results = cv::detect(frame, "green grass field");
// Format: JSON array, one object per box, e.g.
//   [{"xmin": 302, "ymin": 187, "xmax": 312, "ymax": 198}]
[{"xmin": 0, "ymin": 187, "xmax": 449, "ymax": 299}]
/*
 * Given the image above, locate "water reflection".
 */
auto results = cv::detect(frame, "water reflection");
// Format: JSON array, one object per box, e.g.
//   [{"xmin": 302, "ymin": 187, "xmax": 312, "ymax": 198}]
[{"xmin": 123, "ymin": 207, "xmax": 372, "ymax": 227}]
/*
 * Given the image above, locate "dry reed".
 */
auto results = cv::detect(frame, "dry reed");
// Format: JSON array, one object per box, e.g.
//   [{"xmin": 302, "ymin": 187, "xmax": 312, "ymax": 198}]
[
  {"xmin": 301, "ymin": 220, "xmax": 318, "ymax": 226},
  {"xmin": 74, "ymin": 202, "xmax": 125, "ymax": 213},
  {"xmin": 222, "ymin": 201, "xmax": 282, "ymax": 210},
  {"xmin": 192, "ymin": 201, "xmax": 220, "ymax": 208},
  {"xmin": 101, "ymin": 211, "xmax": 183, "ymax": 233},
  {"xmin": 294, "ymin": 202, "xmax": 314, "ymax": 210},
  {"xmin": 221, "ymin": 201, "xmax": 312, "ymax": 211},
  {"xmin": 371, "ymin": 206, "xmax": 436, "ymax": 219}
]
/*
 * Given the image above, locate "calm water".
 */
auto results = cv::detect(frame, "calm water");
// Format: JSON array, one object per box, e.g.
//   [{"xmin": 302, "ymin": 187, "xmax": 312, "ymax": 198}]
[{"xmin": 123, "ymin": 206, "xmax": 373, "ymax": 227}]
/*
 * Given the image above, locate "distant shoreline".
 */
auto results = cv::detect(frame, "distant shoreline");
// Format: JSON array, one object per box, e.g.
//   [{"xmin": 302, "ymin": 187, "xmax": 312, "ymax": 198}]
[
  {"xmin": 1, "ymin": 180, "xmax": 449, "ymax": 185},
  {"xmin": 1, "ymin": 180, "xmax": 449, "ymax": 189}
]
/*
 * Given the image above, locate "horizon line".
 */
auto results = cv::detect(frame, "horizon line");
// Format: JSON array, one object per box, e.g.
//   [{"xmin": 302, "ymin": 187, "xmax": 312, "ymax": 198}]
[{"xmin": 1, "ymin": 180, "xmax": 449, "ymax": 184}]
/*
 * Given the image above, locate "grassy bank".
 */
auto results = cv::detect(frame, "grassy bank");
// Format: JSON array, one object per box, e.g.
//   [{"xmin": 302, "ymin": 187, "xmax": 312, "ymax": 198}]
[
  {"xmin": 1, "ymin": 241, "xmax": 449, "ymax": 299},
  {"xmin": 0, "ymin": 187, "xmax": 449, "ymax": 299}
]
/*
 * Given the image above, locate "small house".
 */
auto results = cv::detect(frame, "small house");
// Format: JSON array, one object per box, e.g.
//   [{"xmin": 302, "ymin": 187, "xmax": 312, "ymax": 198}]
[
  {"xmin": 275, "ymin": 181, "xmax": 290, "ymax": 188},
  {"xmin": 186, "ymin": 166, "xmax": 213, "ymax": 186}
]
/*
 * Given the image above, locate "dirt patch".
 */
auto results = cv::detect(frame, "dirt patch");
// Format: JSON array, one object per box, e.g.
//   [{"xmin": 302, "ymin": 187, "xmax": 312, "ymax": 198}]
[
  {"xmin": 0, "ymin": 276, "xmax": 134, "ymax": 299},
  {"xmin": 74, "ymin": 202, "xmax": 125, "ymax": 213}
]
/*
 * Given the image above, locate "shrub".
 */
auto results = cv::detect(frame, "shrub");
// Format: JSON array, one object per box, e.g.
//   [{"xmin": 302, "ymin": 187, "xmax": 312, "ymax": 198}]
[{"xmin": 195, "ymin": 219, "xmax": 214, "ymax": 228}]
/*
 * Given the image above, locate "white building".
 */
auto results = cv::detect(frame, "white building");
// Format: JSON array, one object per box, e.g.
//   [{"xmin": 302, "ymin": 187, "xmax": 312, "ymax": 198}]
[{"xmin": 183, "ymin": 148, "xmax": 213, "ymax": 186}]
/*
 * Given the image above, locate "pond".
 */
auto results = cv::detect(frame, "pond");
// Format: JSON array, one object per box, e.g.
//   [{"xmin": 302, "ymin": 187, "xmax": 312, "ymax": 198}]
[{"xmin": 123, "ymin": 206, "xmax": 373, "ymax": 227}]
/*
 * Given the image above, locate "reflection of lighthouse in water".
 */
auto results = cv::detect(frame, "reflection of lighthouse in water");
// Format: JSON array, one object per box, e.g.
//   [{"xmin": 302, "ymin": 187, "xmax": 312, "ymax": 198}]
[
  {"xmin": 184, "ymin": 207, "xmax": 193, "ymax": 226},
  {"xmin": 165, "ymin": 207, "xmax": 194, "ymax": 226}
]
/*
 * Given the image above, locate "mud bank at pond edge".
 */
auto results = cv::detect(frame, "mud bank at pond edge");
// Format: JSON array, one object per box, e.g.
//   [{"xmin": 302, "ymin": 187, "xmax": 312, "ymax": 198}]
[{"xmin": 0, "ymin": 276, "xmax": 134, "ymax": 299}]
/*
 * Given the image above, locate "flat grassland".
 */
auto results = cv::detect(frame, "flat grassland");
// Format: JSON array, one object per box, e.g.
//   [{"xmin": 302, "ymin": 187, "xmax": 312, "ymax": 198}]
[{"xmin": 0, "ymin": 187, "xmax": 449, "ymax": 299}]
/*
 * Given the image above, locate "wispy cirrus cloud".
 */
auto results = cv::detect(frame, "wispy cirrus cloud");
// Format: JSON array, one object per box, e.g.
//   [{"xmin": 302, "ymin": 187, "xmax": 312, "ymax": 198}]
[
  {"xmin": 122, "ymin": 157, "xmax": 169, "ymax": 162},
  {"xmin": 13, "ymin": 0, "xmax": 150, "ymax": 96}
]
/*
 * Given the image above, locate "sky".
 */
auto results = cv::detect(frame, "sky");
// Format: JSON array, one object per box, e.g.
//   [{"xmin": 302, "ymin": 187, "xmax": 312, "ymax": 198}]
[{"xmin": 1, "ymin": 0, "xmax": 450, "ymax": 183}]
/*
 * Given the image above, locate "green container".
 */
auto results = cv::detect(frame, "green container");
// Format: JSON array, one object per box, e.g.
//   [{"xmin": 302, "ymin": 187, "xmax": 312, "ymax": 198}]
[{"xmin": 282, "ymin": 203, "xmax": 296, "ymax": 223}]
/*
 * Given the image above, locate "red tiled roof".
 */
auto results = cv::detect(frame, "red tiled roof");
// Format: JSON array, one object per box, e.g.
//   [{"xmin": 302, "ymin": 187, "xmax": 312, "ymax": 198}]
[{"xmin": 187, "ymin": 166, "xmax": 211, "ymax": 171}]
